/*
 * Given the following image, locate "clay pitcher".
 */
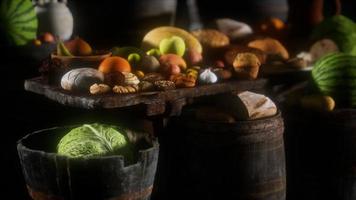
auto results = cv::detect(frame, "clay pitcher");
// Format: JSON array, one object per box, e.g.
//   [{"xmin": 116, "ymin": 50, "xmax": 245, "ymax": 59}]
[{"xmin": 33, "ymin": 0, "xmax": 74, "ymax": 40}]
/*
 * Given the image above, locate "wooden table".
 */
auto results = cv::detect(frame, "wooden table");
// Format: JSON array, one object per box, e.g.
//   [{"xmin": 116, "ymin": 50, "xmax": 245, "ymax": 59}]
[{"xmin": 25, "ymin": 77, "xmax": 268, "ymax": 116}]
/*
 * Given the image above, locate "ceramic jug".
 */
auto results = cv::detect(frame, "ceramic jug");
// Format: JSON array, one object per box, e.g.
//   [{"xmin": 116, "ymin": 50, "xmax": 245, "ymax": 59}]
[
  {"xmin": 33, "ymin": 0, "xmax": 73, "ymax": 40},
  {"xmin": 251, "ymin": 0, "xmax": 289, "ymax": 21}
]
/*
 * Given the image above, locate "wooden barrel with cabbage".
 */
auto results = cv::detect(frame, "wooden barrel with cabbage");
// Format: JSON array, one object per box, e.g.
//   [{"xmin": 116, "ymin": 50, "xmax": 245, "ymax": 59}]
[{"xmin": 17, "ymin": 124, "xmax": 159, "ymax": 200}]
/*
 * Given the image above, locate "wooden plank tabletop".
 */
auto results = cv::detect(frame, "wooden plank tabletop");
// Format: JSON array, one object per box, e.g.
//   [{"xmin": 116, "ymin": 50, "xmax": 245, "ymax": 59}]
[{"xmin": 24, "ymin": 77, "xmax": 268, "ymax": 116}]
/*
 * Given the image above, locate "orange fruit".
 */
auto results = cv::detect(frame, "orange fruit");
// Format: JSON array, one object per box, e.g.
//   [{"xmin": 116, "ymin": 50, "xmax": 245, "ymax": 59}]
[
  {"xmin": 40, "ymin": 32, "xmax": 55, "ymax": 43},
  {"xmin": 98, "ymin": 56, "xmax": 131, "ymax": 74},
  {"xmin": 259, "ymin": 17, "xmax": 285, "ymax": 32},
  {"xmin": 270, "ymin": 17, "xmax": 285, "ymax": 30}
]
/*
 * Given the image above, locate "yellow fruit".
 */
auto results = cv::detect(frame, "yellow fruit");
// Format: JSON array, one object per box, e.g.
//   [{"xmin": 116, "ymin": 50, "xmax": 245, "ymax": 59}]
[
  {"xmin": 186, "ymin": 69, "xmax": 198, "ymax": 75},
  {"xmin": 33, "ymin": 39, "xmax": 41, "ymax": 46},
  {"xmin": 142, "ymin": 26, "xmax": 203, "ymax": 54},
  {"xmin": 134, "ymin": 70, "xmax": 145, "ymax": 79},
  {"xmin": 300, "ymin": 95, "xmax": 335, "ymax": 112}
]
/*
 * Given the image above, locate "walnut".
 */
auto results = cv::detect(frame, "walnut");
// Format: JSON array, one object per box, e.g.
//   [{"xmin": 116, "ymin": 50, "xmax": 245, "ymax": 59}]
[{"xmin": 154, "ymin": 80, "xmax": 176, "ymax": 91}]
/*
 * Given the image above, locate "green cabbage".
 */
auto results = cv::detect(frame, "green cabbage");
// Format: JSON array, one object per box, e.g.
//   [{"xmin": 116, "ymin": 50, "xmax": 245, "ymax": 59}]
[
  {"xmin": 311, "ymin": 15, "xmax": 356, "ymax": 56},
  {"xmin": 57, "ymin": 123, "xmax": 135, "ymax": 162}
]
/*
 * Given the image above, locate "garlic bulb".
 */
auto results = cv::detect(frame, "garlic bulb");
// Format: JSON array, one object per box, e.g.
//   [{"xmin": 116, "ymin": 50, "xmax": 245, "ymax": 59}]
[{"xmin": 199, "ymin": 69, "xmax": 218, "ymax": 84}]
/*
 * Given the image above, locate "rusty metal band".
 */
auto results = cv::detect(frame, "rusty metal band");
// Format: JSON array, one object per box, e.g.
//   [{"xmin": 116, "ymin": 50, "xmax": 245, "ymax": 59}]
[
  {"xmin": 27, "ymin": 185, "xmax": 64, "ymax": 200},
  {"xmin": 247, "ymin": 178, "xmax": 286, "ymax": 199},
  {"xmin": 27, "ymin": 185, "xmax": 153, "ymax": 200},
  {"xmin": 108, "ymin": 185, "xmax": 153, "ymax": 200}
]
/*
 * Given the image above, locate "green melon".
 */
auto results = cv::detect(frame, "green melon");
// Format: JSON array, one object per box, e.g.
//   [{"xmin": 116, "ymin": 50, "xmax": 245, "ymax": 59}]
[
  {"xmin": 311, "ymin": 15, "xmax": 356, "ymax": 56},
  {"xmin": 311, "ymin": 53, "xmax": 356, "ymax": 108},
  {"xmin": 0, "ymin": 0, "xmax": 38, "ymax": 46}
]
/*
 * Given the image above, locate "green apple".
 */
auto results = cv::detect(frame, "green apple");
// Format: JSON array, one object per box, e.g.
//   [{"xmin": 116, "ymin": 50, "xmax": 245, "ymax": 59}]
[
  {"xmin": 159, "ymin": 36, "xmax": 186, "ymax": 57},
  {"xmin": 146, "ymin": 48, "xmax": 162, "ymax": 58},
  {"xmin": 127, "ymin": 53, "xmax": 141, "ymax": 67}
]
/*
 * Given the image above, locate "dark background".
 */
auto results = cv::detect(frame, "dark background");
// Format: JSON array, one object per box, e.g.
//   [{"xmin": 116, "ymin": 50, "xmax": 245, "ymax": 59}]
[{"xmin": 2, "ymin": 0, "xmax": 356, "ymax": 199}]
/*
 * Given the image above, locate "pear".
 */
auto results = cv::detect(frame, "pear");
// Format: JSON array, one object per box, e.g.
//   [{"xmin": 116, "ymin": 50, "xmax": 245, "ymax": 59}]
[
  {"xmin": 64, "ymin": 37, "xmax": 92, "ymax": 56},
  {"xmin": 76, "ymin": 37, "xmax": 92, "ymax": 56}
]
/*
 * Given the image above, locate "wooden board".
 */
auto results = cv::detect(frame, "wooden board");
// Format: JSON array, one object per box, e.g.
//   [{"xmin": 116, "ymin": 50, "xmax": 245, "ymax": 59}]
[{"xmin": 24, "ymin": 77, "xmax": 268, "ymax": 116}]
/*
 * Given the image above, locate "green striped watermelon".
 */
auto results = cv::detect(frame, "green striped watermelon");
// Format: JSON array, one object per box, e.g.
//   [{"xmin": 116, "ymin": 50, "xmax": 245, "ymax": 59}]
[
  {"xmin": 312, "ymin": 53, "xmax": 356, "ymax": 108},
  {"xmin": 0, "ymin": 0, "xmax": 38, "ymax": 46},
  {"xmin": 311, "ymin": 15, "xmax": 356, "ymax": 56}
]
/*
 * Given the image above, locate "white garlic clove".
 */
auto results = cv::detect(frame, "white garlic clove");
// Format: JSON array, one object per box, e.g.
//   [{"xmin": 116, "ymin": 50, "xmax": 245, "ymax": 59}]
[{"xmin": 199, "ymin": 68, "xmax": 218, "ymax": 84}]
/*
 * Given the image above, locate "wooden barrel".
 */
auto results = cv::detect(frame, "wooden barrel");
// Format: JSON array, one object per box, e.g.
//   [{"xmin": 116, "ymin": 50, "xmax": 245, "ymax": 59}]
[
  {"xmin": 283, "ymin": 108, "xmax": 356, "ymax": 200},
  {"xmin": 158, "ymin": 111, "xmax": 286, "ymax": 200},
  {"xmin": 17, "ymin": 126, "xmax": 159, "ymax": 200}
]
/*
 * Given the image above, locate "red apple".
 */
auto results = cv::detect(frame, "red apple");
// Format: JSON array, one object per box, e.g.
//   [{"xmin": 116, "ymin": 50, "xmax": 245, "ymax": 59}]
[{"xmin": 40, "ymin": 32, "xmax": 55, "ymax": 43}]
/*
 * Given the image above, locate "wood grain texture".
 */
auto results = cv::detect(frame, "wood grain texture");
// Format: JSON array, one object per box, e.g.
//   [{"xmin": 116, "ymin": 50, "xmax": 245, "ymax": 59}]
[
  {"xmin": 158, "ymin": 112, "xmax": 286, "ymax": 199},
  {"xmin": 18, "ymin": 126, "xmax": 159, "ymax": 200},
  {"xmin": 24, "ymin": 77, "xmax": 268, "ymax": 116}
]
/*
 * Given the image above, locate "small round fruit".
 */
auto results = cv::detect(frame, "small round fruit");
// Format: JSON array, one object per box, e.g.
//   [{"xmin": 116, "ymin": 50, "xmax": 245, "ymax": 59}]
[
  {"xmin": 128, "ymin": 53, "xmax": 141, "ymax": 66},
  {"xmin": 185, "ymin": 49, "xmax": 203, "ymax": 65},
  {"xmin": 98, "ymin": 56, "xmax": 131, "ymax": 74},
  {"xmin": 134, "ymin": 70, "xmax": 145, "ymax": 79},
  {"xmin": 169, "ymin": 64, "xmax": 181, "ymax": 75},
  {"xmin": 40, "ymin": 32, "xmax": 55, "ymax": 43},
  {"xmin": 215, "ymin": 60, "xmax": 225, "ymax": 68},
  {"xmin": 33, "ymin": 39, "xmax": 42, "ymax": 46},
  {"xmin": 159, "ymin": 54, "xmax": 187, "ymax": 71},
  {"xmin": 141, "ymin": 55, "xmax": 160, "ymax": 72}
]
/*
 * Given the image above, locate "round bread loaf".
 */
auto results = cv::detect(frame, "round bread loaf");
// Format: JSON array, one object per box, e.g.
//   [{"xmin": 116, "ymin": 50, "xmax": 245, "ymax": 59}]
[
  {"xmin": 191, "ymin": 29, "xmax": 230, "ymax": 48},
  {"xmin": 61, "ymin": 68, "xmax": 104, "ymax": 91}
]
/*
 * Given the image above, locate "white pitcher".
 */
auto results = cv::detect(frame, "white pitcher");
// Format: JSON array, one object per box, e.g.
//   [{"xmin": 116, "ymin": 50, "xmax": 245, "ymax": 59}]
[{"xmin": 33, "ymin": 0, "xmax": 73, "ymax": 40}]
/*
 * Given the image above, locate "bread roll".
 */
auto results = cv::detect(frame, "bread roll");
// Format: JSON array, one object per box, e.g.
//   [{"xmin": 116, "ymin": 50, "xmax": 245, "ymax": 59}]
[{"xmin": 248, "ymin": 38, "xmax": 289, "ymax": 61}]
